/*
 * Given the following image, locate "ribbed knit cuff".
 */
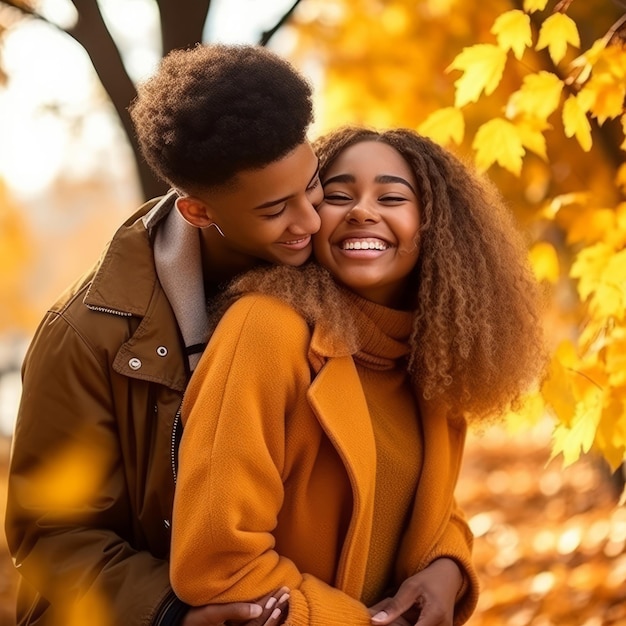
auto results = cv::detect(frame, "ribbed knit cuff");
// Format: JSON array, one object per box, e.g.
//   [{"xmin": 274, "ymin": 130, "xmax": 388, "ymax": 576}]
[{"xmin": 285, "ymin": 584, "xmax": 372, "ymax": 626}]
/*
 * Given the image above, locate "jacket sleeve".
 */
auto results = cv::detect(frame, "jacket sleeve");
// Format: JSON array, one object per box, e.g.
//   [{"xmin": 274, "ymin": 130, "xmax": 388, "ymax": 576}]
[
  {"xmin": 170, "ymin": 295, "xmax": 373, "ymax": 626},
  {"xmin": 5, "ymin": 308, "xmax": 177, "ymax": 626}
]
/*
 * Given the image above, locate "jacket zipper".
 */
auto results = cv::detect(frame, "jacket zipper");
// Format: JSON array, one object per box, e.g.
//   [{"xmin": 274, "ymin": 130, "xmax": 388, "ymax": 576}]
[
  {"xmin": 85, "ymin": 304, "xmax": 132, "ymax": 317},
  {"xmin": 171, "ymin": 405, "xmax": 182, "ymax": 484}
]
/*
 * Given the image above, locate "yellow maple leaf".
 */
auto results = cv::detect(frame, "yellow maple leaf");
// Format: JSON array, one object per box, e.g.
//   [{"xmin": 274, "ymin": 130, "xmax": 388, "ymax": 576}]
[
  {"xmin": 605, "ymin": 328, "xmax": 626, "ymax": 388},
  {"xmin": 595, "ymin": 399, "xmax": 626, "ymax": 470},
  {"xmin": 507, "ymin": 71, "xmax": 563, "ymax": 120},
  {"xmin": 621, "ymin": 114, "xmax": 626, "ymax": 150},
  {"xmin": 562, "ymin": 95, "xmax": 592, "ymax": 152},
  {"xmin": 580, "ymin": 75, "xmax": 626, "ymax": 125},
  {"xmin": 593, "ymin": 44, "xmax": 626, "ymax": 82},
  {"xmin": 515, "ymin": 117, "xmax": 549, "ymax": 159},
  {"xmin": 570, "ymin": 242, "xmax": 613, "ymax": 301},
  {"xmin": 541, "ymin": 341, "xmax": 579, "ymax": 426},
  {"xmin": 492, "ymin": 10, "xmax": 532, "ymax": 60},
  {"xmin": 569, "ymin": 39, "xmax": 607, "ymax": 86},
  {"xmin": 418, "ymin": 107, "xmax": 465, "ymax": 145},
  {"xmin": 594, "ymin": 250, "xmax": 626, "ymax": 320},
  {"xmin": 529, "ymin": 241, "xmax": 559, "ymax": 283},
  {"xmin": 550, "ymin": 387, "xmax": 603, "ymax": 467},
  {"xmin": 589, "ymin": 283, "xmax": 626, "ymax": 321},
  {"xmin": 536, "ymin": 13, "xmax": 581, "ymax": 65},
  {"xmin": 447, "ymin": 44, "xmax": 507, "ymax": 107},
  {"xmin": 603, "ymin": 248, "xmax": 626, "ymax": 284},
  {"xmin": 472, "ymin": 118, "xmax": 525, "ymax": 175},
  {"xmin": 523, "ymin": 0, "xmax": 548, "ymax": 12}
]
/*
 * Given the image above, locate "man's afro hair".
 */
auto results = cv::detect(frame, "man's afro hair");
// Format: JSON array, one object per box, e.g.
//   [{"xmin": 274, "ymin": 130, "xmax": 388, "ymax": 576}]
[{"xmin": 129, "ymin": 44, "xmax": 314, "ymax": 191}]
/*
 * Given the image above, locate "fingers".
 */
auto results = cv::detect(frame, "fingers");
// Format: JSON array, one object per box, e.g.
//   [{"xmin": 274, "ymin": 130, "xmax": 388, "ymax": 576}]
[
  {"xmin": 369, "ymin": 581, "xmax": 420, "ymax": 625},
  {"xmin": 184, "ymin": 602, "xmax": 264, "ymax": 626},
  {"xmin": 260, "ymin": 589, "xmax": 290, "ymax": 626},
  {"xmin": 240, "ymin": 587, "xmax": 290, "ymax": 626}
]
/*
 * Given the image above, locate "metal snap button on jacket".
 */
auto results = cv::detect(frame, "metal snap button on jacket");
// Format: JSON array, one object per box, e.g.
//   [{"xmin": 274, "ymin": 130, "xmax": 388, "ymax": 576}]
[{"xmin": 128, "ymin": 357, "xmax": 142, "ymax": 370}]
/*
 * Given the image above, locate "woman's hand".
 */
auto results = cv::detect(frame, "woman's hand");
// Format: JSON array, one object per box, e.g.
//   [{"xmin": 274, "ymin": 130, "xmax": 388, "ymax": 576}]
[
  {"xmin": 368, "ymin": 558, "xmax": 463, "ymax": 626},
  {"xmin": 182, "ymin": 587, "xmax": 290, "ymax": 626},
  {"xmin": 240, "ymin": 587, "xmax": 290, "ymax": 626}
]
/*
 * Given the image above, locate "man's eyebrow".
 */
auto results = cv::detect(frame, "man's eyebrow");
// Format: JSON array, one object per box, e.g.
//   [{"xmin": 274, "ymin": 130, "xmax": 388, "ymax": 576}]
[
  {"xmin": 252, "ymin": 195, "xmax": 291, "ymax": 210},
  {"xmin": 307, "ymin": 160, "xmax": 321, "ymax": 187},
  {"xmin": 253, "ymin": 159, "xmax": 321, "ymax": 211}
]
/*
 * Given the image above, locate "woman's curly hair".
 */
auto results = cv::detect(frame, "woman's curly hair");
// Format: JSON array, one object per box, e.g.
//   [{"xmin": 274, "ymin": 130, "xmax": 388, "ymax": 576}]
[
  {"xmin": 212, "ymin": 126, "xmax": 547, "ymax": 423},
  {"xmin": 129, "ymin": 44, "xmax": 313, "ymax": 192},
  {"xmin": 312, "ymin": 126, "xmax": 547, "ymax": 421}
]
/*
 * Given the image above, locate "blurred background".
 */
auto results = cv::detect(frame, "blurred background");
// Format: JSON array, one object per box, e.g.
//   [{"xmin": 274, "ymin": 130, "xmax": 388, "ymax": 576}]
[{"xmin": 1, "ymin": 0, "xmax": 625, "ymax": 624}]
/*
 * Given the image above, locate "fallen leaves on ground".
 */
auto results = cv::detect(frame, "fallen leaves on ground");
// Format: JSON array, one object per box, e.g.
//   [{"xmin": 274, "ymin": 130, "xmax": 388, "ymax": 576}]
[{"xmin": 459, "ymin": 418, "xmax": 626, "ymax": 626}]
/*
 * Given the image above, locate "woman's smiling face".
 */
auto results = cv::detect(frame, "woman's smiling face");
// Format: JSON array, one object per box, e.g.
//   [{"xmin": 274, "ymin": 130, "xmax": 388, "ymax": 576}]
[{"xmin": 313, "ymin": 140, "xmax": 421, "ymax": 308}]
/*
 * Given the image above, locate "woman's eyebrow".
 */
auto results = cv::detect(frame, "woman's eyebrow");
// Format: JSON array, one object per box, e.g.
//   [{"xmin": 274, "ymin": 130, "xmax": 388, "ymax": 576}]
[
  {"xmin": 322, "ymin": 173, "xmax": 355, "ymax": 185},
  {"xmin": 323, "ymin": 173, "xmax": 416, "ymax": 196},
  {"xmin": 375, "ymin": 175, "xmax": 417, "ymax": 195}
]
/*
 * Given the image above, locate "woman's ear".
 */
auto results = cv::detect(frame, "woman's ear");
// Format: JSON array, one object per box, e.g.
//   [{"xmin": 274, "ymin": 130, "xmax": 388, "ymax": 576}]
[{"xmin": 175, "ymin": 196, "xmax": 214, "ymax": 228}]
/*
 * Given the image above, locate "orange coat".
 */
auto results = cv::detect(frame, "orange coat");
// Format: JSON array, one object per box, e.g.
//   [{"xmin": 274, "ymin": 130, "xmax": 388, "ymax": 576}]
[{"xmin": 171, "ymin": 294, "xmax": 479, "ymax": 625}]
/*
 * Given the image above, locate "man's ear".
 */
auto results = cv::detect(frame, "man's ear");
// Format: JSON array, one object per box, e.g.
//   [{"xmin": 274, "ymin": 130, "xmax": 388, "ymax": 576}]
[{"xmin": 175, "ymin": 196, "xmax": 214, "ymax": 228}]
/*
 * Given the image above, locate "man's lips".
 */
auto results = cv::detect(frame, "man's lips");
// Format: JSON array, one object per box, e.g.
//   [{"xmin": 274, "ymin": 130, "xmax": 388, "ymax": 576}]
[{"xmin": 277, "ymin": 235, "xmax": 312, "ymax": 251}]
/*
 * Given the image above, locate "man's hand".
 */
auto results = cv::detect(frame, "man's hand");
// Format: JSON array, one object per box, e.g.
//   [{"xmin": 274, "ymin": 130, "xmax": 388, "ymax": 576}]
[
  {"xmin": 181, "ymin": 588, "xmax": 290, "ymax": 626},
  {"xmin": 368, "ymin": 558, "xmax": 463, "ymax": 626}
]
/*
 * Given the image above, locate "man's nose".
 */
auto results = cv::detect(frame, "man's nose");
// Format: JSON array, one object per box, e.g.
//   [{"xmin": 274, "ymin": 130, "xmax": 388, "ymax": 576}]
[{"xmin": 291, "ymin": 196, "xmax": 321, "ymax": 234}]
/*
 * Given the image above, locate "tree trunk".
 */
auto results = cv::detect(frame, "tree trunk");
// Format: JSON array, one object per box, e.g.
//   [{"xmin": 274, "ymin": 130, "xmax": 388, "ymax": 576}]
[
  {"xmin": 158, "ymin": 0, "xmax": 212, "ymax": 54},
  {"xmin": 68, "ymin": 0, "xmax": 168, "ymax": 199}
]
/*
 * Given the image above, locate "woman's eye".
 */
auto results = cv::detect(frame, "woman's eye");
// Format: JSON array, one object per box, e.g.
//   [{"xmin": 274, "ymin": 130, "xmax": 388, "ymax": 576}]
[
  {"xmin": 323, "ymin": 194, "xmax": 351, "ymax": 203},
  {"xmin": 380, "ymin": 196, "xmax": 406, "ymax": 203}
]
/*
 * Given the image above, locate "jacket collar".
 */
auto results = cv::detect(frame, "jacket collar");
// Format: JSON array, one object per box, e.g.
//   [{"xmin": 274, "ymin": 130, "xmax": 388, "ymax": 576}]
[
  {"xmin": 84, "ymin": 195, "xmax": 172, "ymax": 317},
  {"xmin": 83, "ymin": 193, "xmax": 189, "ymax": 391}
]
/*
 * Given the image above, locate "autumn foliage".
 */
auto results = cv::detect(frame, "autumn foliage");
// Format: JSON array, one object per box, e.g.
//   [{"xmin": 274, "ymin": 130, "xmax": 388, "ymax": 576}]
[{"xmin": 291, "ymin": 0, "xmax": 626, "ymax": 472}]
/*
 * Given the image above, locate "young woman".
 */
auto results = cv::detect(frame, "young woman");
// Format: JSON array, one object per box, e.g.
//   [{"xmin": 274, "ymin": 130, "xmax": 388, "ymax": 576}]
[{"xmin": 170, "ymin": 127, "xmax": 546, "ymax": 625}]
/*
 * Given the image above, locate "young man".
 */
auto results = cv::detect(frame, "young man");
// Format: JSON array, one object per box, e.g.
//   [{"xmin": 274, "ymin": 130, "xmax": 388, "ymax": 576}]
[{"xmin": 5, "ymin": 44, "xmax": 322, "ymax": 626}]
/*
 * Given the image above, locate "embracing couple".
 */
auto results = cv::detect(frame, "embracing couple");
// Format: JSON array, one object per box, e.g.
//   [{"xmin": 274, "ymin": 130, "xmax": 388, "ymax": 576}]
[{"xmin": 5, "ymin": 43, "xmax": 545, "ymax": 626}]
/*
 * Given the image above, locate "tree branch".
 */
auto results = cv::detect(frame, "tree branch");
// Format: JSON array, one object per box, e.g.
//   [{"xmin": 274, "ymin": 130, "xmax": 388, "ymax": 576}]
[
  {"xmin": 509, "ymin": 0, "xmax": 625, "ymax": 169},
  {"xmin": 0, "ymin": 0, "xmax": 66, "ymax": 33},
  {"xmin": 259, "ymin": 0, "xmax": 304, "ymax": 46},
  {"xmin": 67, "ymin": 0, "xmax": 166, "ymax": 198}
]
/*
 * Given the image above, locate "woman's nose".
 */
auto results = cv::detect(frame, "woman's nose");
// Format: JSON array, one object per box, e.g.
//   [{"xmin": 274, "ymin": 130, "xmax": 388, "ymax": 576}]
[{"xmin": 346, "ymin": 203, "xmax": 378, "ymax": 223}]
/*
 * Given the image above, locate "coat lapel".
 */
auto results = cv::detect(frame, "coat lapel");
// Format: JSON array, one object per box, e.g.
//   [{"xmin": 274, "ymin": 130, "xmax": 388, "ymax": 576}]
[{"xmin": 307, "ymin": 355, "xmax": 376, "ymax": 598}]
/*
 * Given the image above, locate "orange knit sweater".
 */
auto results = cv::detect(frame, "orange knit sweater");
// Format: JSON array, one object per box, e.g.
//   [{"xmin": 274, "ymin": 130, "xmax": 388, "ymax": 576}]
[{"xmin": 345, "ymin": 294, "xmax": 422, "ymax": 605}]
